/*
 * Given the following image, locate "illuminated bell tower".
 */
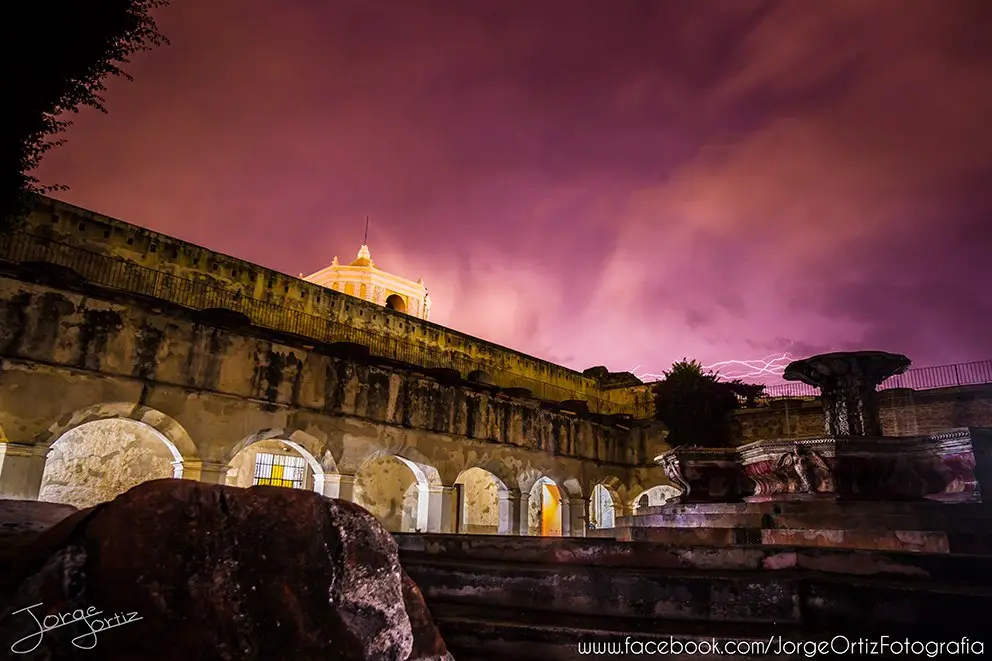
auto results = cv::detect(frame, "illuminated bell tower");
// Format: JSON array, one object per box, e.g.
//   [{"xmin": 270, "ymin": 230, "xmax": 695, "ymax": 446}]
[{"xmin": 303, "ymin": 243, "xmax": 431, "ymax": 320}]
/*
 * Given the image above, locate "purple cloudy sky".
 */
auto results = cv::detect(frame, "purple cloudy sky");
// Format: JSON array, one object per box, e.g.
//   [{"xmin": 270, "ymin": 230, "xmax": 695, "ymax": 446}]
[{"xmin": 36, "ymin": 0, "xmax": 992, "ymax": 381}]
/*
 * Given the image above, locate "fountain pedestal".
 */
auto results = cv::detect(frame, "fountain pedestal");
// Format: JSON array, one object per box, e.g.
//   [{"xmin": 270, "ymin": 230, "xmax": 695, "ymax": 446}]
[
  {"xmin": 738, "ymin": 430, "xmax": 981, "ymax": 504},
  {"xmin": 657, "ymin": 447, "xmax": 748, "ymax": 504},
  {"xmin": 783, "ymin": 350, "xmax": 910, "ymax": 437}
]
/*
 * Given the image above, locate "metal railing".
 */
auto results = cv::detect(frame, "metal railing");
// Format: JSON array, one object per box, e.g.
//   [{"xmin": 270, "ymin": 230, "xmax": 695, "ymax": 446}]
[
  {"xmin": 0, "ymin": 231, "xmax": 647, "ymax": 417},
  {"xmin": 761, "ymin": 359, "xmax": 992, "ymax": 399}
]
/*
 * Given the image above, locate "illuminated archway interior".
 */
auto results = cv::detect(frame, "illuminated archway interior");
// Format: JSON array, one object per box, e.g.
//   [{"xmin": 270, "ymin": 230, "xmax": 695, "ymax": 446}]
[
  {"xmin": 39, "ymin": 418, "xmax": 181, "ymax": 509},
  {"xmin": 528, "ymin": 476, "xmax": 562, "ymax": 536}
]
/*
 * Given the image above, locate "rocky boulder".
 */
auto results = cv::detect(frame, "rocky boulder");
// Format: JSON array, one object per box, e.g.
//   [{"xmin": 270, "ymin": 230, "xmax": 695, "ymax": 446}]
[
  {"xmin": 0, "ymin": 500, "xmax": 76, "ymax": 555},
  {"xmin": 0, "ymin": 479, "xmax": 452, "ymax": 661}
]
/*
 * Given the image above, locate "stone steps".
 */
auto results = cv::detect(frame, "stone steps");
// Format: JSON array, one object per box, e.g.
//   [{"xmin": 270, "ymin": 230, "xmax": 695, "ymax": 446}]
[
  {"xmin": 398, "ymin": 534, "xmax": 992, "ymax": 660},
  {"xmin": 394, "ymin": 533, "xmax": 992, "ymax": 581},
  {"xmin": 404, "ymin": 555, "xmax": 992, "ymax": 630},
  {"xmin": 429, "ymin": 603, "xmax": 805, "ymax": 661}
]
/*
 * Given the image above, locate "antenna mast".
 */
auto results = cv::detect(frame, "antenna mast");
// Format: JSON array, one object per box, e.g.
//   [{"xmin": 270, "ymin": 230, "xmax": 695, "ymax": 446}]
[{"xmin": 364, "ymin": 215, "xmax": 370, "ymax": 245}]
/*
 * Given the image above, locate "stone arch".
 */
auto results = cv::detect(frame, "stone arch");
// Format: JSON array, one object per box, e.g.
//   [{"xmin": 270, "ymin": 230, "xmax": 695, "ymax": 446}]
[
  {"xmin": 352, "ymin": 451, "xmax": 437, "ymax": 533},
  {"xmin": 355, "ymin": 446, "xmax": 442, "ymax": 486},
  {"xmin": 385, "ymin": 294, "xmax": 406, "ymax": 313},
  {"xmin": 225, "ymin": 428, "xmax": 330, "ymax": 493},
  {"xmin": 454, "ymin": 467, "xmax": 510, "ymax": 535},
  {"xmin": 467, "ymin": 370, "xmax": 494, "ymax": 385},
  {"xmin": 589, "ymin": 480, "xmax": 623, "ymax": 529},
  {"xmin": 527, "ymin": 476, "xmax": 566, "ymax": 537},
  {"xmin": 39, "ymin": 416, "xmax": 186, "ymax": 509},
  {"xmin": 40, "ymin": 403, "xmax": 199, "ymax": 461},
  {"xmin": 634, "ymin": 484, "xmax": 682, "ymax": 512},
  {"xmin": 542, "ymin": 470, "xmax": 583, "ymax": 500}
]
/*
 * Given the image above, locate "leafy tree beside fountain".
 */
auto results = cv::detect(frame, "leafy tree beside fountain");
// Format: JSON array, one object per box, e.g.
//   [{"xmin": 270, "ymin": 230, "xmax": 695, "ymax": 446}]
[{"xmin": 652, "ymin": 360, "xmax": 765, "ymax": 448}]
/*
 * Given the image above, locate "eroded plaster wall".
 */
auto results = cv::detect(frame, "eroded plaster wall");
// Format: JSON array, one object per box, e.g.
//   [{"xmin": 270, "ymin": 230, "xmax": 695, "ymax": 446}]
[
  {"xmin": 353, "ymin": 456, "xmax": 420, "ymax": 532},
  {"xmin": 457, "ymin": 467, "xmax": 501, "ymax": 534},
  {"xmin": 38, "ymin": 418, "xmax": 175, "ymax": 509}
]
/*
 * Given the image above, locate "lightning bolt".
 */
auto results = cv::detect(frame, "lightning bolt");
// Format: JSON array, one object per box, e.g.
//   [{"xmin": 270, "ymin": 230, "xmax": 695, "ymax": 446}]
[
  {"xmin": 703, "ymin": 353, "xmax": 794, "ymax": 379},
  {"xmin": 631, "ymin": 353, "xmax": 794, "ymax": 382}
]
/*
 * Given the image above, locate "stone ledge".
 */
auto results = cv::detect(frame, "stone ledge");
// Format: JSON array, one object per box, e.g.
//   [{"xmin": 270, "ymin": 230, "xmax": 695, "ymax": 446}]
[{"xmin": 394, "ymin": 533, "xmax": 992, "ymax": 581}]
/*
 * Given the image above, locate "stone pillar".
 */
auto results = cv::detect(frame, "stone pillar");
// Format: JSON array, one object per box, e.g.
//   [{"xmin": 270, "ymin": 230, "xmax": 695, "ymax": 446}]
[
  {"xmin": 181, "ymin": 460, "xmax": 231, "ymax": 485},
  {"xmin": 425, "ymin": 485, "xmax": 457, "ymax": 533},
  {"xmin": 495, "ymin": 491, "xmax": 524, "ymax": 535},
  {"xmin": 316, "ymin": 473, "xmax": 357, "ymax": 501},
  {"xmin": 0, "ymin": 442, "xmax": 47, "ymax": 500},
  {"xmin": 568, "ymin": 497, "xmax": 587, "ymax": 537}
]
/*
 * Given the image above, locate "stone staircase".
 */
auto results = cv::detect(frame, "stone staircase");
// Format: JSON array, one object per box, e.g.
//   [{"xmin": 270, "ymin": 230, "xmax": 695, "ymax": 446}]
[{"xmin": 396, "ymin": 533, "xmax": 992, "ymax": 660}]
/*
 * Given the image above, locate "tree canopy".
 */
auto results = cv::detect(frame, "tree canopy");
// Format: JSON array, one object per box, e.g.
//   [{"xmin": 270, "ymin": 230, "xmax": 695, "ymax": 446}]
[
  {"xmin": 652, "ymin": 359, "xmax": 765, "ymax": 448},
  {"xmin": 1, "ymin": 1, "xmax": 169, "ymax": 224}
]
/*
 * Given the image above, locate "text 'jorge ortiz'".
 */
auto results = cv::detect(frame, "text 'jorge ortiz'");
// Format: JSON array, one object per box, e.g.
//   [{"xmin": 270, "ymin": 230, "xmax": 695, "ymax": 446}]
[{"xmin": 9, "ymin": 603, "xmax": 143, "ymax": 654}]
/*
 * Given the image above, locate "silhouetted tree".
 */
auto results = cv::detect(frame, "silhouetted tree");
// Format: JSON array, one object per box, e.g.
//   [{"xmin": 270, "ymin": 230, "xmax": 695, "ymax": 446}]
[
  {"xmin": 653, "ymin": 359, "xmax": 765, "ymax": 448},
  {"xmin": 1, "ymin": 1, "xmax": 169, "ymax": 226}
]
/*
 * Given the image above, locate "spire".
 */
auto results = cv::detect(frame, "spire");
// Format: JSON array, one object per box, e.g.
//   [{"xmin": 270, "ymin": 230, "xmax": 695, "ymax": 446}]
[{"xmin": 350, "ymin": 243, "xmax": 373, "ymax": 267}]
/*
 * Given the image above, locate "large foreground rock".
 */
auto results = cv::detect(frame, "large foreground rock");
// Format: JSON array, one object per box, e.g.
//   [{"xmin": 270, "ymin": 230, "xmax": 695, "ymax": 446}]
[
  {"xmin": 0, "ymin": 479, "xmax": 451, "ymax": 661},
  {"xmin": 0, "ymin": 500, "xmax": 76, "ymax": 554}
]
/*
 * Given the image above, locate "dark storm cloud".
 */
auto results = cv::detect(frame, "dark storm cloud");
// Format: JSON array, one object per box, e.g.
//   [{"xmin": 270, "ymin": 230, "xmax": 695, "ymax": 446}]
[{"xmin": 35, "ymin": 0, "xmax": 992, "ymax": 377}]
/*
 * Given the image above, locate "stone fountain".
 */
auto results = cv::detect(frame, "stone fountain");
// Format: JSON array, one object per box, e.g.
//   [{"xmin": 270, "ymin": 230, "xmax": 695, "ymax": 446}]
[
  {"xmin": 785, "ymin": 351, "xmax": 911, "ymax": 437},
  {"xmin": 739, "ymin": 351, "xmax": 979, "ymax": 503},
  {"xmin": 614, "ymin": 351, "xmax": 992, "ymax": 553}
]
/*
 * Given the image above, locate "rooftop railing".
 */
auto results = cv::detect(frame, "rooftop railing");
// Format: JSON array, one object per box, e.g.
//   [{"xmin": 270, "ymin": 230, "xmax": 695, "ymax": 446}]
[
  {"xmin": 760, "ymin": 359, "xmax": 992, "ymax": 399},
  {"xmin": 0, "ymin": 230, "xmax": 650, "ymax": 418}
]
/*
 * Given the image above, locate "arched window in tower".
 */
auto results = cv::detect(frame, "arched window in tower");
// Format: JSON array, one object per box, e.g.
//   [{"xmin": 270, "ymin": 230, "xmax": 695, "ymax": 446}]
[{"xmin": 385, "ymin": 294, "xmax": 406, "ymax": 313}]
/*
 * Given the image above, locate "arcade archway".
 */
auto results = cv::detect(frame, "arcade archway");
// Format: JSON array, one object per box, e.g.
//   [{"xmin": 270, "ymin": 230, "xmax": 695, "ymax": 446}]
[
  {"xmin": 39, "ymin": 418, "xmax": 182, "ymax": 509},
  {"xmin": 353, "ymin": 455, "xmax": 429, "ymax": 532}
]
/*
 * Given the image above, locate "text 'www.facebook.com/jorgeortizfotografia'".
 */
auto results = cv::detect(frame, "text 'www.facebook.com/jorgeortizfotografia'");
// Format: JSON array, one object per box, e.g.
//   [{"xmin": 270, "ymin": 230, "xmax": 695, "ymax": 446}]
[{"xmin": 576, "ymin": 635, "xmax": 985, "ymax": 657}]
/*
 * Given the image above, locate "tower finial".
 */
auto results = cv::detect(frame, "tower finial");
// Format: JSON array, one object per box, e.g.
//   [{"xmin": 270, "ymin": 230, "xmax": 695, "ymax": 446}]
[{"xmin": 364, "ymin": 215, "xmax": 369, "ymax": 246}]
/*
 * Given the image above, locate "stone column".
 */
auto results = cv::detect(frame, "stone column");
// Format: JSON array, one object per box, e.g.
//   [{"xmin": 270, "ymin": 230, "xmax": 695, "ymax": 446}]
[
  {"xmin": 497, "ymin": 491, "xmax": 528, "ymax": 535},
  {"xmin": 425, "ymin": 485, "xmax": 457, "ymax": 533},
  {"xmin": 316, "ymin": 473, "xmax": 357, "ymax": 501},
  {"xmin": 0, "ymin": 442, "xmax": 47, "ymax": 500},
  {"xmin": 181, "ymin": 460, "xmax": 231, "ymax": 485},
  {"xmin": 568, "ymin": 497, "xmax": 587, "ymax": 537}
]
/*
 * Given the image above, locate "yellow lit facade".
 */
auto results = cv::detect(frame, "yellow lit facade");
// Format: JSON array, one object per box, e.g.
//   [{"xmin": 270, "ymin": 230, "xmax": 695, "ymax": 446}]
[{"xmin": 303, "ymin": 244, "xmax": 431, "ymax": 320}]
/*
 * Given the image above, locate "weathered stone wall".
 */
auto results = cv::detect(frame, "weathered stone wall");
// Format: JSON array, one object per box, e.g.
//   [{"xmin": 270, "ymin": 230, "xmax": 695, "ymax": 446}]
[
  {"xmin": 731, "ymin": 386, "xmax": 992, "ymax": 443},
  {"xmin": 354, "ymin": 456, "xmax": 420, "ymax": 532},
  {"xmin": 38, "ymin": 418, "xmax": 176, "ymax": 508},
  {"xmin": 17, "ymin": 197, "xmax": 643, "ymax": 405},
  {"xmin": 456, "ymin": 467, "xmax": 501, "ymax": 534},
  {"xmin": 0, "ymin": 273, "xmax": 668, "ymax": 521}
]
